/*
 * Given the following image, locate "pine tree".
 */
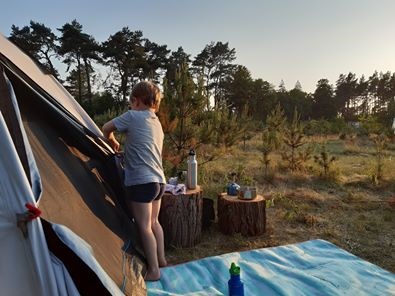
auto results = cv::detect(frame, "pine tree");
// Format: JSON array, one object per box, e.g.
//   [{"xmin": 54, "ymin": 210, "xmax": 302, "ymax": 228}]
[
  {"xmin": 370, "ymin": 133, "xmax": 388, "ymax": 183},
  {"xmin": 281, "ymin": 108, "xmax": 308, "ymax": 171},
  {"xmin": 266, "ymin": 103, "xmax": 286, "ymax": 149},
  {"xmin": 158, "ymin": 62, "xmax": 206, "ymax": 172},
  {"xmin": 261, "ymin": 128, "xmax": 273, "ymax": 178},
  {"xmin": 260, "ymin": 104, "xmax": 286, "ymax": 177},
  {"xmin": 159, "ymin": 62, "xmax": 248, "ymax": 175},
  {"xmin": 314, "ymin": 143, "xmax": 337, "ymax": 178}
]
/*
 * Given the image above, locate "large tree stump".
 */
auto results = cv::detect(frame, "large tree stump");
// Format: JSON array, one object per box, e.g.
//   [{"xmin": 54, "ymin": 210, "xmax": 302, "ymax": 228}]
[
  {"xmin": 159, "ymin": 186, "xmax": 203, "ymax": 248},
  {"xmin": 217, "ymin": 193, "xmax": 266, "ymax": 236}
]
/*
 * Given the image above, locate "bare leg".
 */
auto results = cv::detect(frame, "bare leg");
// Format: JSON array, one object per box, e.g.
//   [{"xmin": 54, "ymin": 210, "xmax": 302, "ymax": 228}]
[
  {"xmin": 152, "ymin": 199, "xmax": 167, "ymax": 267},
  {"xmin": 129, "ymin": 201, "xmax": 160, "ymax": 281}
]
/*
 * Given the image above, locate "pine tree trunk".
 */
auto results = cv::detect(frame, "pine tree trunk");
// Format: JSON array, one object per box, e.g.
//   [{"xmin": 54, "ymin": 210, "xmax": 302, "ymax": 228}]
[
  {"xmin": 159, "ymin": 186, "xmax": 203, "ymax": 248},
  {"xmin": 217, "ymin": 193, "xmax": 266, "ymax": 236}
]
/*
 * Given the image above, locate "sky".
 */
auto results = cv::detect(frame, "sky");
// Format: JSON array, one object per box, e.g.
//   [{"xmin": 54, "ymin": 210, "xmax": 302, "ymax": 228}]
[{"xmin": 1, "ymin": 0, "xmax": 395, "ymax": 93}]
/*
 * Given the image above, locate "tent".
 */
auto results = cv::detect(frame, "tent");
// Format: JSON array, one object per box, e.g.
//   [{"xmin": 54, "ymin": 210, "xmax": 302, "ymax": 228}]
[{"xmin": 0, "ymin": 33, "xmax": 146, "ymax": 295}]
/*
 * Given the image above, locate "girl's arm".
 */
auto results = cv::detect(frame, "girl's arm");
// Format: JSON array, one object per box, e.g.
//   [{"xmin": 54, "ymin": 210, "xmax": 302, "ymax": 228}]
[{"xmin": 102, "ymin": 120, "xmax": 120, "ymax": 152}]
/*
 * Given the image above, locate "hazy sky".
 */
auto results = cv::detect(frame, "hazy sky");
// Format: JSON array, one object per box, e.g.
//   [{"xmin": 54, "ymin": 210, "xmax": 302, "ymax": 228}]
[{"xmin": 1, "ymin": 0, "xmax": 395, "ymax": 93}]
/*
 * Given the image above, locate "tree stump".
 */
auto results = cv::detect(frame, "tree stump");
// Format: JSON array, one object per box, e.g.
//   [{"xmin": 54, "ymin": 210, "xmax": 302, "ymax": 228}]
[
  {"xmin": 217, "ymin": 193, "xmax": 266, "ymax": 236},
  {"xmin": 159, "ymin": 186, "xmax": 203, "ymax": 248}
]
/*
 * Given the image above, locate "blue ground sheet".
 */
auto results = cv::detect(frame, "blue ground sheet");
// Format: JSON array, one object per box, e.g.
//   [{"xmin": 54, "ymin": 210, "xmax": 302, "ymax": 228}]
[{"xmin": 147, "ymin": 239, "xmax": 395, "ymax": 295}]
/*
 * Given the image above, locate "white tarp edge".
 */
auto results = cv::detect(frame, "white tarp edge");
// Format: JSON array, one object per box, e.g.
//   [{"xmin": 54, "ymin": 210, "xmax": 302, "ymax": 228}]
[
  {"xmin": 4, "ymin": 70, "xmax": 42, "ymax": 200},
  {"xmin": 50, "ymin": 253, "xmax": 80, "ymax": 296},
  {"xmin": 52, "ymin": 224, "xmax": 124, "ymax": 296},
  {"xmin": 0, "ymin": 112, "xmax": 59, "ymax": 296}
]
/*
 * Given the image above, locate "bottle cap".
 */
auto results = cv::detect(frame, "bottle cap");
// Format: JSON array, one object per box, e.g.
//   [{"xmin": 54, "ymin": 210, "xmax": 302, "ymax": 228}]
[
  {"xmin": 189, "ymin": 149, "xmax": 195, "ymax": 156},
  {"xmin": 229, "ymin": 262, "xmax": 240, "ymax": 276}
]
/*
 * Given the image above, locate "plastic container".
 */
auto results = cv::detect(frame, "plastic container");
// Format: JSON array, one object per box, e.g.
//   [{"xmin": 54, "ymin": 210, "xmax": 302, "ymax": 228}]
[
  {"xmin": 187, "ymin": 149, "xmax": 197, "ymax": 189},
  {"xmin": 228, "ymin": 262, "xmax": 244, "ymax": 296}
]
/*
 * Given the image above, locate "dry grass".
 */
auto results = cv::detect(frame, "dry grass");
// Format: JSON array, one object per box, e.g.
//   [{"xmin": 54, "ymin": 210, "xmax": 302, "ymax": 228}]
[{"xmin": 165, "ymin": 134, "xmax": 395, "ymax": 273}]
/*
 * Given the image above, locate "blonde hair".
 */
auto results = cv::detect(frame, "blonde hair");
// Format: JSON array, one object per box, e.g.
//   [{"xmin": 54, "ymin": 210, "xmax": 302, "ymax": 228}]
[{"xmin": 131, "ymin": 81, "xmax": 162, "ymax": 111}]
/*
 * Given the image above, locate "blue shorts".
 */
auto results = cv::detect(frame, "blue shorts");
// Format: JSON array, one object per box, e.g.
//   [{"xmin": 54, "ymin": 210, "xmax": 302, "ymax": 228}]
[{"xmin": 125, "ymin": 182, "xmax": 165, "ymax": 203}]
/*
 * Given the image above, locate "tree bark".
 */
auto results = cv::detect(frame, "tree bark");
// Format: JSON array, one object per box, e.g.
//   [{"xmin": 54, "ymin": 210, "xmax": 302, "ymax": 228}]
[
  {"xmin": 217, "ymin": 193, "xmax": 266, "ymax": 236},
  {"xmin": 159, "ymin": 186, "xmax": 203, "ymax": 248}
]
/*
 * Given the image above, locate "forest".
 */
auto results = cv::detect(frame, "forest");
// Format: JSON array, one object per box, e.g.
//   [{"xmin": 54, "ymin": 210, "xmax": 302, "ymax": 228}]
[
  {"xmin": 8, "ymin": 20, "xmax": 395, "ymax": 172},
  {"xmin": 8, "ymin": 20, "xmax": 395, "ymax": 123}
]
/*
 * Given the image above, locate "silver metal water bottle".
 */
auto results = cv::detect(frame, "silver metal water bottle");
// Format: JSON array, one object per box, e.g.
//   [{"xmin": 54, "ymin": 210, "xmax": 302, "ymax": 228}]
[{"xmin": 187, "ymin": 149, "xmax": 197, "ymax": 189}]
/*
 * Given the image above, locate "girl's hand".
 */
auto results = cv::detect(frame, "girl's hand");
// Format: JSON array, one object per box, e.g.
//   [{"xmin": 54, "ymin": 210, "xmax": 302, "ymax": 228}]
[
  {"xmin": 102, "ymin": 120, "xmax": 120, "ymax": 152},
  {"xmin": 109, "ymin": 137, "xmax": 120, "ymax": 152}
]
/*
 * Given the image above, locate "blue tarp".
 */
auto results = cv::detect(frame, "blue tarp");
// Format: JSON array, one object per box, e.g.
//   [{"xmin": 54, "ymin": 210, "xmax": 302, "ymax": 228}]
[{"xmin": 147, "ymin": 239, "xmax": 395, "ymax": 295}]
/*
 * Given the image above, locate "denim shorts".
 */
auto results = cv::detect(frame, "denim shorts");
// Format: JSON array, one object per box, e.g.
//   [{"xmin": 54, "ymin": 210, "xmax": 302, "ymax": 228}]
[{"xmin": 125, "ymin": 182, "xmax": 165, "ymax": 203}]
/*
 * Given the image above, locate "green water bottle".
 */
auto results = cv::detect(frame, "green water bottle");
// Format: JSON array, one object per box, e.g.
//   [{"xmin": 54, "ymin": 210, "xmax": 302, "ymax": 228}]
[{"xmin": 228, "ymin": 262, "xmax": 244, "ymax": 296}]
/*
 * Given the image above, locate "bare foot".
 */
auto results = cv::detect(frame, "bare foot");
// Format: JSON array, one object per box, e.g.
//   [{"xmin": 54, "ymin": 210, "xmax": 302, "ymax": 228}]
[
  {"xmin": 159, "ymin": 258, "xmax": 168, "ymax": 267},
  {"xmin": 144, "ymin": 269, "xmax": 160, "ymax": 281}
]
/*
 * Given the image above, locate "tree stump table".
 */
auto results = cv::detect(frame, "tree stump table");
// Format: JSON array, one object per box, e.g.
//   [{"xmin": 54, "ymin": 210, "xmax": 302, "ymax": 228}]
[
  {"xmin": 159, "ymin": 186, "xmax": 203, "ymax": 248},
  {"xmin": 217, "ymin": 193, "xmax": 266, "ymax": 236}
]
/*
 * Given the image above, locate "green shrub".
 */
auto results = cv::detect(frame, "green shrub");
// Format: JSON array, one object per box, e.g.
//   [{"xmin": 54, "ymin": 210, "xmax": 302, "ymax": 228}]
[
  {"xmin": 93, "ymin": 107, "xmax": 125, "ymax": 129},
  {"xmin": 304, "ymin": 119, "xmax": 331, "ymax": 136}
]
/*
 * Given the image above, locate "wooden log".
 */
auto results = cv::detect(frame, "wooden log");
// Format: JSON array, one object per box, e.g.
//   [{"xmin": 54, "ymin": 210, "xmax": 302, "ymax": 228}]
[
  {"xmin": 159, "ymin": 186, "xmax": 203, "ymax": 248},
  {"xmin": 217, "ymin": 193, "xmax": 266, "ymax": 236}
]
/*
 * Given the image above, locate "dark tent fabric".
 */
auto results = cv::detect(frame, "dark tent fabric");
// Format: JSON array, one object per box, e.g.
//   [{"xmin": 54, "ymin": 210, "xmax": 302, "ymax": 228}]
[{"xmin": 0, "ymin": 34, "xmax": 146, "ymax": 295}]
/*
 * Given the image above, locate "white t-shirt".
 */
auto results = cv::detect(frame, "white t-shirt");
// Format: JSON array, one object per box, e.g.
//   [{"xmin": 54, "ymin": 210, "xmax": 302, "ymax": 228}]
[{"xmin": 113, "ymin": 110, "xmax": 166, "ymax": 186}]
